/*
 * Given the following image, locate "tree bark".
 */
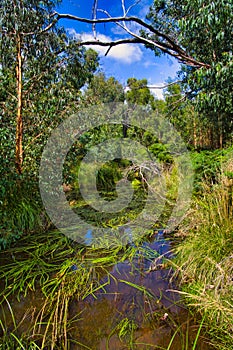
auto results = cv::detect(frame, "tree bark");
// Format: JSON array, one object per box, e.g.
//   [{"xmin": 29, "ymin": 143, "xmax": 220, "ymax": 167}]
[
  {"xmin": 15, "ymin": 33, "xmax": 23, "ymax": 174},
  {"xmin": 193, "ymin": 116, "xmax": 197, "ymax": 149}
]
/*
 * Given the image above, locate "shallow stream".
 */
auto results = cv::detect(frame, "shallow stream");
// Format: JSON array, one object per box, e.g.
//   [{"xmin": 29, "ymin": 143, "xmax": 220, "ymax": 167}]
[{"xmin": 0, "ymin": 229, "xmax": 213, "ymax": 349}]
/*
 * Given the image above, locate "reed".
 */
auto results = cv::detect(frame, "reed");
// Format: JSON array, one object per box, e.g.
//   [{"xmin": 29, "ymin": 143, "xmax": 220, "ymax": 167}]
[{"xmin": 174, "ymin": 162, "xmax": 233, "ymax": 350}]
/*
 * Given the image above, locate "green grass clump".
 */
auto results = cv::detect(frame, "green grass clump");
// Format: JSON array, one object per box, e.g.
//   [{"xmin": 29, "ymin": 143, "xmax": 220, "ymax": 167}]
[
  {"xmin": 0, "ymin": 177, "xmax": 50, "ymax": 250},
  {"xmin": 0, "ymin": 229, "xmax": 158, "ymax": 349},
  {"xmin": 175, "ymin": 164, "xmax": 233, "ymax": 350}
]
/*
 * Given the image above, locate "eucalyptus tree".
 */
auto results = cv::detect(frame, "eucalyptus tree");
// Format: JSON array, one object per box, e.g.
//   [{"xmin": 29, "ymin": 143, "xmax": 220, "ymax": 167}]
[
  {"xmin": 126, "ymin": 78, "xmax": 155, "ymax": 107},
  {"xmin": 0, "ymin": 0, "xmax": 99, "ymax": 174},
  {"xmin": 145, "ymin": 0, "xmax": 233, "ymax": 147},
  {"xmin": 83, "ymin": 72, "xmax": 125, "ymax": 104},
  {"xmin": 164, "ymin": 81, "xmax": 204, "ymax": 149},
  {"xmin": 74, "ymin": 73, "xmax": 126, "ymax": 167}
]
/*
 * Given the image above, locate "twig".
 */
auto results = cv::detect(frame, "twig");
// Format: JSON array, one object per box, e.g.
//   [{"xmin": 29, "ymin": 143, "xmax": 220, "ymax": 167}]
[{"xmin": 92, "ymin": 0, "xmax": 98, "ymax": 39}]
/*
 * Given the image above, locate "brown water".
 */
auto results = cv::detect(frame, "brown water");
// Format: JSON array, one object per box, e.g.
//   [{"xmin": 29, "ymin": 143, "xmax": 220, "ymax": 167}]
[{"xmin": 0, "ymin": 231, "xmax": 213, "ymax": 349}]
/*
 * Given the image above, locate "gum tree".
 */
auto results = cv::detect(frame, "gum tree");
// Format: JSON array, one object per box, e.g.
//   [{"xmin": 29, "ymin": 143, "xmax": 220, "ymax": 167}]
[
  {"xmin": 0, "ymin": 0, "xmax": 98, "ymax": 174},
  {"xmin": 145, "ymin": 0, "xmax": 233, "ymax": 148},
  {"xmin": 1, "ymin": 0, "xmax": 61, "ymax": 174}
]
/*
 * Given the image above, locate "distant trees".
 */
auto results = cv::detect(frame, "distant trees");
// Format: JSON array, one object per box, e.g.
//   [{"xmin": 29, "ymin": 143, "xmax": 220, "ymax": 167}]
[
  {"xmin": 83, "ymin": 73, "xmax": 125, "ymax": 104},
  {"xmin": 1, "ymin": 0, "xmax": 231, "ymax": 184},
  {"xmin": 126, "ymin": 78, "xmax": 155, "ymax": 106},
  {"xmin": 164, "ymin": 82, "xmax": 205, "ymax": 149}
]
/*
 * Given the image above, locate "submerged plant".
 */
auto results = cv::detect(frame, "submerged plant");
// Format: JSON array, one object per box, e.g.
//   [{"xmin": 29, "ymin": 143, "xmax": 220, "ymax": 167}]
[{"xmin": 106, "ymin": 317, "xmax": 138, "ymax": 350}]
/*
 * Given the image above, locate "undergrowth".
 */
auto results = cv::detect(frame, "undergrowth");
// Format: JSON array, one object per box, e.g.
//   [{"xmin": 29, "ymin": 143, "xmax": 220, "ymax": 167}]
[
  {"xmin": 0, "ymin": 176, "xmax": 50, "ymax": 250},
  {"xmin": 0, "ymin": 229, "xmax": 210, "ymax": 349},
  {"xmin": 0, "ymin": 230, "xmax": 157, "ymax": 349}
]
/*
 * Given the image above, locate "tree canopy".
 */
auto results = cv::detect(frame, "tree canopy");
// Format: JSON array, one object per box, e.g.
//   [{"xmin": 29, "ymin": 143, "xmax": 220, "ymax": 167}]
[{"xmin": 146, "ymin": 0, "xmax": 233, "ymax": 147}]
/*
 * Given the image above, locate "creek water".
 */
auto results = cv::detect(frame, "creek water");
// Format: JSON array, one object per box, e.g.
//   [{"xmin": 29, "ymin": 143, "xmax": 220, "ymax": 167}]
[
  {"xmin": 0, "ymin": 229, "xmax": 213, "ymax": 349},
  {"xmin": 68, "ymin": 230, "xmax": 212, "ymax": 349}
]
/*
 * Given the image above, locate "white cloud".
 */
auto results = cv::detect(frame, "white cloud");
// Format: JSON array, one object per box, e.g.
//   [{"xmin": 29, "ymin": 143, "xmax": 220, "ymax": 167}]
[
  {"xmin": 67, "ymin": 29, "xmax": 143, "ymax": 64},
  {"xmin": 111, "ymin": 26, "xmax": 127, "ymax": 36},
  {"xmin": 149, "ymin": 83, "xmax": 166, "ymax": 100},
  {"xmin": 67, "ymin": 28, "xmax": 79, "ymax": 37},
  {"xmin": 143, "ymin": 60, "xmax": 159, "ymax": 69}
]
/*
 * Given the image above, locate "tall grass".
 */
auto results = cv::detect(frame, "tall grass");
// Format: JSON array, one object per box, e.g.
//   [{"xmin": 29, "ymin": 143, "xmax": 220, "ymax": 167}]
[
  {"xmin": 0, "ymin": 177, "xmax": 50, "ymax": 249},
  {"xmin": 0, "ymin": 229, "xmax": 160, "ymax": 349},
  {"xmin": 174, "ymin": 162, "xmax": 233, "ymax": 350},
  {"xmin": 0, "ymin": 296, "xmax": 41, "ymax": 349},
  {"xmin": 0, "ymin": 226, "xmax": 214, "ymax": 349}
]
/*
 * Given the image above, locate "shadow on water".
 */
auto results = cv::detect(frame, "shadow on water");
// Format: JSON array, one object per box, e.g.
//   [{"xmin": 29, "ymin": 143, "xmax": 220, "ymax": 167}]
[{"xmin": 0, "ymin": 229, "xmax": 213, "ymax": 350}]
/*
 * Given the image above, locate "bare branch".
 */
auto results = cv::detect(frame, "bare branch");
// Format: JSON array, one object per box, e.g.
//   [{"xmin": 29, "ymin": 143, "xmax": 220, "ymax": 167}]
[
  {"xmin": 54, "ymin": 13, "xmax": 179, "ymax": 46},
  {"xmin": 128, "ymin": 80, "xmax": 183, "ymax": 90},
  {"xmin": 121, "ymin": 0, "xmax": 126, "ymax": 16},
  {"xmin": 39, "ymin": 12, "xmax": 57, "ymax": 34},
  {"xmin": 52, "ymin": 12, "xmax": 211, "ymax": 69},
  {"xmin": 125, "ymin": 0, "xmax": 142, "ymax": 16},
  {"xmin": 92, "ymin": 0, "xmax": 98, "ymax": 39},
  {"xmin": 80, "ymin": 37, "xmax": 141, "ymax": 47}
]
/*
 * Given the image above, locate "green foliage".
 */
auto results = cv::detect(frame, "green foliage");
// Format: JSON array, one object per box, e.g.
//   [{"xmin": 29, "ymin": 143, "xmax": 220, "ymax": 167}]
[
  {"xmin": 0, "ymin": 0, "xmax": 99, "ymax": 243},
  {"xmin": 146, "ymin": 0, "xmax": 233, "ymax": 147},
  {"xmin": 0, "ymin": 177, "xmax": 49, "ymax": 250},
  {"xmin": 107, "ymin": 317, "xmax": 138, "ymax": 349},
  {"xmin": 83, "ymin": 72, "xmax": 125, "ymax": 104},
  {"xmin": 97, "ymin": 160, "xmax": 125, "ymax": 192},
  {"xmin": 149, "ymin": 142, "xmax": 173, "ymax": 164},
  {"xmin": 164, "ymin": 82, "xmax": 198, "ymax": 148},
  {"xmin": 126, "ymin": 78, "xmax": 155, "ymax": 106},
  {"xmin": 190, "ymin": 148, "xmax": 232, "ymax": 194},
  {"xmin": 0, "ymin": 0, "xmax": 99, "ymax": 175}
]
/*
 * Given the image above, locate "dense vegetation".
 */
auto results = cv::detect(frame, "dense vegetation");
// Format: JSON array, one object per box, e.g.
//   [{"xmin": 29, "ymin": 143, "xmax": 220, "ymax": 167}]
[{"xmin": 0, "ymin": 0, "xmax": 232, "ymax": 349}]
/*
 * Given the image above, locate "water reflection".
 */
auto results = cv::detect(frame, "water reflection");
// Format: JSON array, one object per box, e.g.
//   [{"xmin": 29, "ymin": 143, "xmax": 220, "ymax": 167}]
[
  {"xmin": 68, "ymin": 229, "xmax": 211, "ymax": 349},
  {"xmin": 84, "ymin": 228, "xmax": 93, "ymax": 245}
]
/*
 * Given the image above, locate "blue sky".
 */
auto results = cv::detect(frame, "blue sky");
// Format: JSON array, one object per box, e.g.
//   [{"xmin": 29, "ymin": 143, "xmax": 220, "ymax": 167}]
[{"xmin": 57, "ymin": 0, "xmax": 180, "ymax": 99}]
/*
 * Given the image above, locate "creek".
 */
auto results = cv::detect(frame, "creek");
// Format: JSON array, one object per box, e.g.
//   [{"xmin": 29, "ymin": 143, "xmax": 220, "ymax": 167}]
[{"xmin": 0, "ymin": 228, "xmax": 213, "ymax": 350}]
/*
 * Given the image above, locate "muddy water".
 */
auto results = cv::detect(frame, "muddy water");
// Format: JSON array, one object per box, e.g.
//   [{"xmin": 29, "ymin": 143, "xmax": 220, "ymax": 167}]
[
  {"xmin": 0, "ymin": 231, "xmax": 212, "ymax": 349},
  {"xmin": 68, "ymin": 232, "xmax": 211, "ymax": 349}
]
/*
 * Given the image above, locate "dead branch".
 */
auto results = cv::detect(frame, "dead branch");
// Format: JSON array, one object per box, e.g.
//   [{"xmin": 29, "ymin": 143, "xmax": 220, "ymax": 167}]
[
  {"xmin": 92, "ymin": 0, "xmax": 98, "ymax": 39},
  {"xmin": 51, "ymin": 12, "xmax": 210, "ymax": 69}
]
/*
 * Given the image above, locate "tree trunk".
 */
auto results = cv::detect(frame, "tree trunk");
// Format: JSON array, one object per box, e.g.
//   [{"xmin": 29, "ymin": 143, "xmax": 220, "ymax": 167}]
[
  {"xmin": 218, "ymin": 113, "xmax": 223, "ymax": 149},
  {"xmin": 15, "ymin": 33, "xmax": 23, "ymax": 174},
  {"xmin": 192, "ymin": 107, "xmax": 197, "ymax": 149}
]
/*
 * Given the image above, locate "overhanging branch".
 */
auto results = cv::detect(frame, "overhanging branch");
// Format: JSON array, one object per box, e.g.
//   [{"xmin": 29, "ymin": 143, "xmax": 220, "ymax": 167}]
[{"xmin": 50, "ymin": 11, "xmax": 211, "ymax": 69}]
